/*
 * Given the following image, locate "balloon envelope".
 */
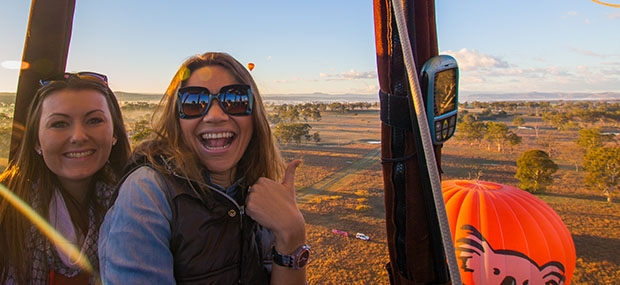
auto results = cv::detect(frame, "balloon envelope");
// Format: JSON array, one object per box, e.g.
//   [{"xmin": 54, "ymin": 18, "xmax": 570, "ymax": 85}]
[
  {"xmin": 247, "ymin": 62, "xmax": 255, "ymax": 71},
  {"xmin": 442, "ymin": 179, "xmax": 576, "ymax": 284}
]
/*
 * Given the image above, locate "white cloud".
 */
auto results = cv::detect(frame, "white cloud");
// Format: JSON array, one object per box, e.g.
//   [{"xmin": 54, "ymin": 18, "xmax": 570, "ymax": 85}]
[
  {"xmin": 341, "ymin": 69, "xmax": 376, "ymax": 80},
  {"xmin": 442, "ymin": 48, "xmax": 509, "ymax": 71},
  {"xmin": 318, "ymin": 69, "xmax": 377, "ymax": 81},
  {"xmin": 350, "ymin": 84, "xmax": 379, "ymax": 95},
  {"xmin": 457, "ymin": 61, "xmax": 620, "ymax": 93},
  {"xmin": 576, "ymin": 65, "xmax": 590, "ymax": 73}
]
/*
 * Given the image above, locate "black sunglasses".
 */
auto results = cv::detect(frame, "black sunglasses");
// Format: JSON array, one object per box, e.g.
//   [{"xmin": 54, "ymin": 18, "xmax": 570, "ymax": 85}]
[
  {"xmin": 39, "ymin": 72, "xmax": 109, "ymax": 86},
  {"xmin": 177, "ymin": 84, "xmax": 254, "ymax": 119}
]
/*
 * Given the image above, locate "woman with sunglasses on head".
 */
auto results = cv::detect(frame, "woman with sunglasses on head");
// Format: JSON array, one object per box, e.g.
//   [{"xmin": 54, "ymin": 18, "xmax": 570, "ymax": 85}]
[
  {"xmin": 99, "ymin": 52, "xmax": 308, "ymax": 284},
  {"xmin": 0, "ymin": 72, "xmax": 131, "ymax": 284}
]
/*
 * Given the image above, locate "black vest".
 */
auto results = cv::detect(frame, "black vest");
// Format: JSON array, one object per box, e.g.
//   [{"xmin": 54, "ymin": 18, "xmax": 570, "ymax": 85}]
[{"xmin": 124, "ymin": 163, "xmax": 274, "ymax": 284}]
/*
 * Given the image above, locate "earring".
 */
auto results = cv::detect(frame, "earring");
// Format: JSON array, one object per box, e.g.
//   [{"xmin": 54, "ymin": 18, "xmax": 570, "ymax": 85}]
[{"xmin": 36, "ymin": 149, "xmax": 42, "ymax": 155}]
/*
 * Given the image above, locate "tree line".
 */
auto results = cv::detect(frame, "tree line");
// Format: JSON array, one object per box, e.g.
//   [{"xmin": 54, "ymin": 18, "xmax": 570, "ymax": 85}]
[
  {"xmin": 266, "ymin": 102, "xmax": 376, "ymax": 145},
  {"xmin": 120, "ymin": 101, "xmax": 379, "ymax": 147},
  {"xmin": 456, "ymin": 100, "xmax": 620, "ymax": 202}
]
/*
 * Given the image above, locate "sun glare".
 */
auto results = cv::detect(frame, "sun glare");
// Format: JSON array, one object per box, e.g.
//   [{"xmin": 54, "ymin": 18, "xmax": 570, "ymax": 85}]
[
  {"xmin": 1, "ymin": 60, "xmax": 29, "ymax": 70},
  {"xmin": 0, "ymin": 183, "xmax": 93, "ymax": 273},
  {"xmin": 592, "ymin": 0, "xmax": 620, "ymax": 8}
]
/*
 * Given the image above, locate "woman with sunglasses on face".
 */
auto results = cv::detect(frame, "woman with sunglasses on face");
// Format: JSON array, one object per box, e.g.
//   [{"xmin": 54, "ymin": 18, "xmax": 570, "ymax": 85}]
[
  {"xmin": 99, "ymin": 52, "xmax": 309, "ymax": 284},
  {"xmin": 0, "ymin": 72, "xmax": 131, "ymax": 284}
]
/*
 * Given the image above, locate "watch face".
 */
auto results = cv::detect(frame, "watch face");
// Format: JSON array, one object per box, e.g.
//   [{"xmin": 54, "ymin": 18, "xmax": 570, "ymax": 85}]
[
  {"xmin": 296, "ymin": 249, "xmax": 310, "ymax": 268},
  {"xmin": 273, "ymin": 245, "xmax": 310, "ymax": 269}
]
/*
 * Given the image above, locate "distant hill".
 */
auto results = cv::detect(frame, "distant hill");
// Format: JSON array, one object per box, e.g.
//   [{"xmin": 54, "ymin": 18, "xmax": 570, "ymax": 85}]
[
  {"xmin": 114, "ymin": 91, "xmax": 162, "ymax": 102},
  {"xmin": 0, "ymin": 93, "xmax": 16, "ymax": 104},
  {"xmin": 460, "ymin": 92, "xmax": 620, "ymax": 102},
  {"xmin": 262, "ymin": 93, "xmax": 379, "ymax": 104},
  {"xmin": 0, "ymin": 91, "xmax": 163, "ymax": 103}
]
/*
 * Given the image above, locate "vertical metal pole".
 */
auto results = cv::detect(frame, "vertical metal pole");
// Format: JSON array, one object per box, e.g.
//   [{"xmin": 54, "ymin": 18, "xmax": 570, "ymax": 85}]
[
  {"xmin": 9, "ymin": 0, "xmax": 76, "ymax": 161},
  {"xmin": 374, "ymin": 0, "xmax": 452, "ymax": 283}
]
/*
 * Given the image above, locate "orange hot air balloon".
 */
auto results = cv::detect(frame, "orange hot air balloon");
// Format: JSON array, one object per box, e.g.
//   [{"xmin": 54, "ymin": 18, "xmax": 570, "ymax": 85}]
[
  {"xmin": 442, "ymin": 180, "xmax": 576, "ymax": 285},
  {"xmin": 247, "ymin": 62, "xmax": 255, "ymax": 71}
]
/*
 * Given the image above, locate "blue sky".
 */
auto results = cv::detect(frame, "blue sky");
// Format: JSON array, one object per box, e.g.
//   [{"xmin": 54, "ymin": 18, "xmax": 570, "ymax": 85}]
[{"xmin": 1, "ymin": 1, "xmax": 619, "ymax": 96}]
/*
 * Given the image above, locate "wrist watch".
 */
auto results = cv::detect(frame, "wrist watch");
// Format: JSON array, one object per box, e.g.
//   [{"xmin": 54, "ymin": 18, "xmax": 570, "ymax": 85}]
[{"xmin": 272, "ymin": 244, "xmax": 311, "ymax": 269}]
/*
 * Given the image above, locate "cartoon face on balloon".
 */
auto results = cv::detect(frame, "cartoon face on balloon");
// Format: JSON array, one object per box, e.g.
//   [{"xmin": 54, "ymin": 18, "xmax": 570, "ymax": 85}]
[
  {"xmin": 457, "ymin": 225, "xmax": 566, "ymax": 285},
  {"xmin": 441, "ymin": 180, "xmax": 576, "ymax": 285}
]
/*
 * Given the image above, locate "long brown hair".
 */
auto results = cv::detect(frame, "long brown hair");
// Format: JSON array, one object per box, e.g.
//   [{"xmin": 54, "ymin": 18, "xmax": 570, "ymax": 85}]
[
  {"xmin": 0, "ymin": 76, "xmax": 131, "ymax": 283},
  {"xmin": 133, "ymin": 52, "xmax": 285, "ymax": 187}
]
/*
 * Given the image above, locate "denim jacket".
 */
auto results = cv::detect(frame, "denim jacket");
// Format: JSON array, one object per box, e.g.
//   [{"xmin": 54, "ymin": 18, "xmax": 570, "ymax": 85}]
[{"xmin": 99, "ymin": 164, "xmax": 273, "ymax": 284}]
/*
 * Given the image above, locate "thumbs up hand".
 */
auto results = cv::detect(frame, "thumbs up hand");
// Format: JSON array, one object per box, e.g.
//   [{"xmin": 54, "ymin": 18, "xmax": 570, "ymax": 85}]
[{"xmin": 245, "ymin": 159, "xmax": 306, "ymax": 253}]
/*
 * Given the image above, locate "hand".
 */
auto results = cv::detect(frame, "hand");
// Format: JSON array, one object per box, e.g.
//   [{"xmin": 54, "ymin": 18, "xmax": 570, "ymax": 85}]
[{"xmin": 245, "ymin": 159, "xmax": 306, "ymax": 253}]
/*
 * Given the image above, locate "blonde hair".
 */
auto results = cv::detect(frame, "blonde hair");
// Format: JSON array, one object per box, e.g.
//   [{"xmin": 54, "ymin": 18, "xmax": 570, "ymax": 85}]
[{"xmin": 133, "ymin": 52, "xmax": 285, "ymax": 186}]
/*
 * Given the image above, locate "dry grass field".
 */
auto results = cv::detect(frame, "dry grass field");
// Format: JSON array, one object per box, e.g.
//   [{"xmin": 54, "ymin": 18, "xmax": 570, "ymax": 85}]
[
  {"xmin": 280, "ymin": 110, "xmax": 389, "ymax": 284},
  {"xmin": 291, "ymin": 108, "xmax": 620, "ymax": 284}
]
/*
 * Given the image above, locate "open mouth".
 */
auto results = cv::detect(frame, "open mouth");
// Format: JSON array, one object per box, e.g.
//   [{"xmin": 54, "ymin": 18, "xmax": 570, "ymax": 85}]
[
  {"xmin": 201, "ymin": 131, "xmax": 235, "ymax": 150},
  {"xmin": 64, "ymin": 150, "xmax": 94, "ymax": 158}
]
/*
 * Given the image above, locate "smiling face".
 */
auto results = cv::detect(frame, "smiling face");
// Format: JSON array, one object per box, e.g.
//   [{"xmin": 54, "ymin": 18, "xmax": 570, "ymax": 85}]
[
  {"xmin": 37, "ymin": 89, "xmax": 116, "ymax": 193},
  {"xmin": 180, "ymin": 65, "xmax": 253, "ymax": 186}
]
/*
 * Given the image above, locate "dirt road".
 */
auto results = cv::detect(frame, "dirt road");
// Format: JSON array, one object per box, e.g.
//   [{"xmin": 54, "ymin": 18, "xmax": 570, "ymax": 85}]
[{"xmin": 297, "ymin": 146, "xmax": 381, "ymax": 203}]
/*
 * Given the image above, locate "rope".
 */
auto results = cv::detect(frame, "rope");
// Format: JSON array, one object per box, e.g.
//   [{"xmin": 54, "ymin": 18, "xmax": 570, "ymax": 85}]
[{"xmin": 389, "ymin": 0, "xmax": 462, "ymax": 283}]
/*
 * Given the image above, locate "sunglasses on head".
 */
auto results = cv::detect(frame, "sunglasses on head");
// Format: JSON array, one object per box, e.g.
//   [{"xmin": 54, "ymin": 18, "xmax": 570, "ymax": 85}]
[
  {"xmin": 177, "ymin": 84, "xmax": 254, "ymax": 119},
  {"xmin": 39, "ymin": 72, "xmax": 109, "ymax": 86}
]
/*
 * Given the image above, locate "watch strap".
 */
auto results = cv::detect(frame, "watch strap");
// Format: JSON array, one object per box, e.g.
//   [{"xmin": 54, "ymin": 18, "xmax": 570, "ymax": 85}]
[{"xmin": 272, "ymin": 244, "xmax": 311, "ymax": 269}]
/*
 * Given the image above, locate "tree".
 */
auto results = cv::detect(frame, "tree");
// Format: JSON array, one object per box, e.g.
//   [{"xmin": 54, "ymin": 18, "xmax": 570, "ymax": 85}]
[
  {"xmin": 506, "ymin": 132, "xmax": 522, "ymax": 153},
  {"xmin": 281, "ymin": 106, "xmax": 300, "ymax": 123},
  {"xmin": 515, "ymin": 149, "xmax": 558, "ymax": 193},
  {"xmin": 328, "ymin": 102, "xmax": 346, "ymax": 113},
  {"xmin": 582, "ymin": 146, "xmax": 620, "ymax": 203},
  {"xmin": 576, "ymin": 128, "xmax": 615, "ymax": 151},
  {"xmin": 273, "ymin": 122, "xmax": 312, "ymax": 145},
  {"xmin": 484, "ymin": 122, "xmax": 519, "ymax": 152},
  {"xmin": 573, "ymin": 109, "xmax": 602, "ymax": 127},
  {"xmin": 300, "ymin": 104, "xmax": 322, "ymax": 122},
  {"xmin": 130, "ymin": 119, "xmax": 152, "ymax": 145},
  {"xmin": 512, "ymin": 116, "xmax": 525, "ymax": 127},
  {"xmin": 542, "ymin": 111, "xmax": 572, "ymax": 130},
  {"xmin": 455, "ymin": 115, "xmax": 486, "ymax": 146},
  {"xmin": 312, "ymin": 132, "xmax": 321, "ymax": 143}
]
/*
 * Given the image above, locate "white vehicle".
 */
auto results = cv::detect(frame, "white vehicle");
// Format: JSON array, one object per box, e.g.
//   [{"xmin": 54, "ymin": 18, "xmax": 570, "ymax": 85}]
[{"xmin": 356, "ymin": 233, "xmax": 370, "ymax": 241}]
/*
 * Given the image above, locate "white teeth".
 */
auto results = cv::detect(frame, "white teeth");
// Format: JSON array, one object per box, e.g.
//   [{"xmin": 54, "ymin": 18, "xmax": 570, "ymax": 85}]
[
  {"xmin": 201, "ymin": 132, "xmax": 234, "ymax": 140},
  {"xmin": 201, "ymin": 132, "xmax": 234, "ymax": 150},
  {"xmin": 205, "ymin": 145, "xmax": 228, "ymax": 150},
  {"xmin": 65, "ymin": 150, "xmax": 94, "ymax": 158}
]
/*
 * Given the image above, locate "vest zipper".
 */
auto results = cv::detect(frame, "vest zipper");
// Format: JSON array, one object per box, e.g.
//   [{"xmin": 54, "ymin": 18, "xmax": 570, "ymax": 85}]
[{"xmin": 160, "ymin": 156, "xmax": 251, "ymax": 282}]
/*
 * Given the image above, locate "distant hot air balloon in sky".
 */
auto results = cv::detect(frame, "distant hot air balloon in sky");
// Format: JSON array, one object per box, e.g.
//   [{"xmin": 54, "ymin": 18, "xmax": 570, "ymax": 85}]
[
  {"xmin": 247, "ymin": 62, "xmax": 255, "ymax": 71},
  {"xmin": 441, "ymin": 179, "xmax": 576, "ymax": 285}
]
